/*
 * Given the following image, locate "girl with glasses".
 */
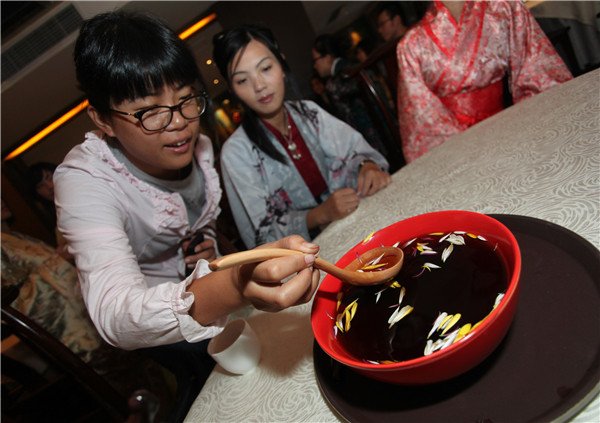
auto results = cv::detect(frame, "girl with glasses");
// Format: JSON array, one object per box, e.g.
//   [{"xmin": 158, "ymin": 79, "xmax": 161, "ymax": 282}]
[
  {"xmin": 213, "ymin": 24, "xmax": 392, "ymax": 250},
  {"xmin": 54, "ymin": 11, "xmax": 320, "ymax": 420}
]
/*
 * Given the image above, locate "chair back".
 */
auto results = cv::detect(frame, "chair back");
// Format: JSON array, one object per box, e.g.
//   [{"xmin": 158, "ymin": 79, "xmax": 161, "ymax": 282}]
[{"xmin": 1, "ymin": 300, "xmax": 129, "ymax": 421}]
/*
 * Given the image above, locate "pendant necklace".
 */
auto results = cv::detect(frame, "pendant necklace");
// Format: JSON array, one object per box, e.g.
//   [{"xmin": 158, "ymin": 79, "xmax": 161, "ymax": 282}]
[{"xmin": 283, "ymin": 108, "xmax": 302, "ymax": 160}]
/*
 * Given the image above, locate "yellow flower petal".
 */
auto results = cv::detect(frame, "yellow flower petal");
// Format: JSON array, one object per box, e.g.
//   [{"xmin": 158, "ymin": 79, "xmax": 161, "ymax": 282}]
[
  {"xmin": 441, "ymin": 313, "xmax": 461, "ymax": 335},
  {"xmin": 362, "ymin": 231, "xmax": 375, "ymax": 244}
]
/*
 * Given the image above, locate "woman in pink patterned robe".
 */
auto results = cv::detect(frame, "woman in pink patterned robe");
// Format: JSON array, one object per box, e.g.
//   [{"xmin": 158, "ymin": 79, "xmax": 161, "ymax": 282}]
[{"xmin": 396, "ymin": 0, "xmax": 572, "ymax": 163}]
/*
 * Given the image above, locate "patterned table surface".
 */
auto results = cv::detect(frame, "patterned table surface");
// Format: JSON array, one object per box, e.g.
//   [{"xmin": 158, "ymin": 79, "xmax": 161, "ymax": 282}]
[{"xmin": 185, "ymin": 69, "xmax": 600, "ymax": 422}]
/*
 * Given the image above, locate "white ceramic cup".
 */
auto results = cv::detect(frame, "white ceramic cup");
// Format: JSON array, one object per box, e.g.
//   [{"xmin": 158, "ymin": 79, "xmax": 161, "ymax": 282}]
[{"xmin": 208, "ymin": 318, "xmax": 261, "ymax": 375}]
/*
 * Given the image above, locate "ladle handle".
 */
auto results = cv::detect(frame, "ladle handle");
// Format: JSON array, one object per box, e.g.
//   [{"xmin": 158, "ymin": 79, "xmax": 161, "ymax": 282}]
[
  {"xmin": 209, "ymin": 248, "xmax": 304, "ymax": 271},
  {"xmin": 210, "ymin": 246, "xmax": 403, "ymax": 286}
]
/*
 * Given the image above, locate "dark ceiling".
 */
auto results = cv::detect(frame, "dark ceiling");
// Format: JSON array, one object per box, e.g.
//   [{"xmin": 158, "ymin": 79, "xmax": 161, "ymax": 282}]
[{"xmin": 1, "ymin": 1, "xmax": 57, "ymax": 40}]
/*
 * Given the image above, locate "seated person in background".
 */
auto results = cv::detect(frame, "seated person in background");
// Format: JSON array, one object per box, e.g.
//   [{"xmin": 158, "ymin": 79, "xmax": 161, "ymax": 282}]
[
  {"xmin": 397, "ymin": 0, "xmax": 573, "ymax": 163},
  {"xmin": 54, "ymin": 11, "xmax": 321, "ymax": 420},
  {"xmin": 1, "ymin": 199, "xmax": 173, "ymax": 413},
  {"xmin": 26, "ymin": 162, "xmax": 72, "ymax": 261},
  {"xmin": 377, "ymin": 2, "xmax": 407, "ymax": 43},
  {"xmin": 26, "ymin": 162, "xmax": 57, "ymax": 230},
  {"xmin": 309, "ymin": 74, "xmax": 338, "ymax": 117},
  {"xmin": 312, "ymin": 33, "xmax": 390, "ymax": 156},
  {"xmin": 354, "ymin": 38, "xmax": 378, "ymax": 64},
  {"xmin": 213, "ymin": 25, "xmax": 391, "ymax": 249}
]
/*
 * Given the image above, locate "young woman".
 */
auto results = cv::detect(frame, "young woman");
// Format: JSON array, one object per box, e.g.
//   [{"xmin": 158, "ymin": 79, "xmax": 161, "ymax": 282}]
[
  {"xmin": 53, "ymin": 12, "xmax": 320, "ymax": 418},
  {"xmin": 213, "ymin": 25, "xmax": 392, "ymax": 250}
]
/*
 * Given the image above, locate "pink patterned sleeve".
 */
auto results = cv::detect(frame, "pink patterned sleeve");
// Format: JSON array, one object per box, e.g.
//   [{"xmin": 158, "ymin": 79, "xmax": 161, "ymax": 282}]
[
  {"xmin": 506, "ymin": 1, "xmax": 573, "ymax": 103},
  {"xmin": 396, "ymin": 38, "xmax": 463, "ymax": 163}
]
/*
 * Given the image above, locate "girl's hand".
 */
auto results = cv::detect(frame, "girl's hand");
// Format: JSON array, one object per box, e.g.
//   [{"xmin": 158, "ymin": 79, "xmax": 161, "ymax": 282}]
[
  {"xmin": 184, "ymin": 237, "xmax": 217, "ymax": 271},
  {"xmin": 234, "ymin": 235, "xmax": 321, "ymax": 312},
  {"xmin": 356, "ymin": 162, "xmax": 392, "ymax": 198}
]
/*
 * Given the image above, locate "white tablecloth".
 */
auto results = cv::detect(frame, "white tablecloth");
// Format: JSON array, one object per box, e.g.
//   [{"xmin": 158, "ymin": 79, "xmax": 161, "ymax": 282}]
[{"xmin": 185, "ymin": 69, "xmax": 600, "ymax": 422}]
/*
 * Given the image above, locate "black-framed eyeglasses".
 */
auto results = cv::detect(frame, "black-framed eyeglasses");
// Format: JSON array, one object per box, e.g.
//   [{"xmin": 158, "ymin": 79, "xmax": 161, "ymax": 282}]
[{"xmin": 110, "ymin": 93, "xmax": 208, "ymax": 131}]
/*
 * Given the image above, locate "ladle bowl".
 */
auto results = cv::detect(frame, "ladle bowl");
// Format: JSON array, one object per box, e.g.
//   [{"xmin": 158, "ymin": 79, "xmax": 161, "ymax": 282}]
[{"xmin": 208, "ymin": 246, "xmax": 404, "ymax": 286}]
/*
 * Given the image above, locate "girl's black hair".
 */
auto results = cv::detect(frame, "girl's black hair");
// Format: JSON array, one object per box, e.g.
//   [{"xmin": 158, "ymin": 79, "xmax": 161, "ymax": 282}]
[
  {"xmin": 212, "ymin": 24, "xmax": 309, "ymax": 164},
  {"xmin": 74, "ymin": 11, "xmax": 201, "ymax": 114}
]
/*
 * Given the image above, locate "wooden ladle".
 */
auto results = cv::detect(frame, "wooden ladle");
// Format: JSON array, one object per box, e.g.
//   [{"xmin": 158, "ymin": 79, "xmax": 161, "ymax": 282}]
[{"xmin": 208, "ymin": 246, "xmax": 404, "ymax": 286}]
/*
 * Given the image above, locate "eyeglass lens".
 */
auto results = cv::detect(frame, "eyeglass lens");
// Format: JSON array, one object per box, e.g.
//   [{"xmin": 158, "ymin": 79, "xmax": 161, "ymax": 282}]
[{"xmin": 141, "ymin": 95, "xmax": 206, "ymax": 131}]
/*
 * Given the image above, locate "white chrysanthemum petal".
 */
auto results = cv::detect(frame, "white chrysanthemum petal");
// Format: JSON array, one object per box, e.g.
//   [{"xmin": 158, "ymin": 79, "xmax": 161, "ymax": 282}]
[
  {"xmin": 428, "ymin": 312, "xmax": 448, "ymax": 339},
  {"xmin": 441, "ymin": 243, "xmax": 454, "ymax": 262},
  {"xmin": 424, "ymin": 339, "xmax": 435, "ymax": 356},
  {"xmin": 441, "ymin": 328, "xmax": 459, "ymax": 349},
  {"xmin": 402, "ymin": 238, "xmax": 416, "ymax": 248},
  {"xmin": 369, "ymin": 253, "xmax": 385, "ymax": 266},
  {"xmin": 494, "ymin": 292, "xmax": 505, "ymax": 308},
  {"xmin": 388, "ymin": 305, "xmax": 414, "ymax": 327},
  {"xmin": 447, "ymin": 233, "xmax": 466, "ymax": 245},
  {"xmin": 398, "ymin": 287, "xmax": 406, "ymax": 305}
]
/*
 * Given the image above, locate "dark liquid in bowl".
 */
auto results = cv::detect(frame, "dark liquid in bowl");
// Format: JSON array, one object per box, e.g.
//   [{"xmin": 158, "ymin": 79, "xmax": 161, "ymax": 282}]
[{"xmin": 336, "ymin": 233, "xmax": 508, "ymax": 363}]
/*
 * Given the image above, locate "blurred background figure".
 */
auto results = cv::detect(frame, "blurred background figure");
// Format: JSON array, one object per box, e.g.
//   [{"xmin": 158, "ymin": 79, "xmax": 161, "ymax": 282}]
[
  {"xmin": 26, "ymin": 162, "xmax": 72, "ymax": 261},
  {"xmin": 353, "ymin": 38, "xmax": 373, "ymax": 64},
  {"xmin": 396, "ymin": 0, "xmax": 572, "ymax": 163},
  {"xmin": 353, "ymin": 38, "xmax": 395, "ymax": 112},
  {"xmin": 26, "ymin": 162, "xmax": 57, "ymax": 230},
  {"xmin": 377, "ymin": 2, "xmax": 407, "ymax": 43},
  {"xmin": 309, "ymin": 74, "xmax": 338, "ymax": 117},
  {"xmin": 313, "ymin": 33, "xmax": 389, "ymax": 156}
]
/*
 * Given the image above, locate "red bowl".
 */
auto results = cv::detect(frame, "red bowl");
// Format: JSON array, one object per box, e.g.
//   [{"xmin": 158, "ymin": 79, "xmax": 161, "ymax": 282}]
[{"xmin": 311, "ymin": 210, "xmax": 521, "ymax": 385}]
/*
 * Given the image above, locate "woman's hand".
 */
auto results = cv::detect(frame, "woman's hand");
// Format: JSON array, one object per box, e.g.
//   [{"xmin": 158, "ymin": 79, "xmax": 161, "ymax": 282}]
[
  {"xmin": 234, "ymin": 235, "xmax": 321, "ymax": 312},
  {"xmin": 307, "ymin": 187, "xmax": 360, "ymax": 229},
  {"xmin": 356, "ymin": 162, "xmax": 392, "ymax": 198}
]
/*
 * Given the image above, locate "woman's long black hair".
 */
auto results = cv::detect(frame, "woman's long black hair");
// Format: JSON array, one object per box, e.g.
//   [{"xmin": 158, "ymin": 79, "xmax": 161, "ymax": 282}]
[{"xmin": 213, "ymin": 24, "xmax": 310, "ymax": 164}]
